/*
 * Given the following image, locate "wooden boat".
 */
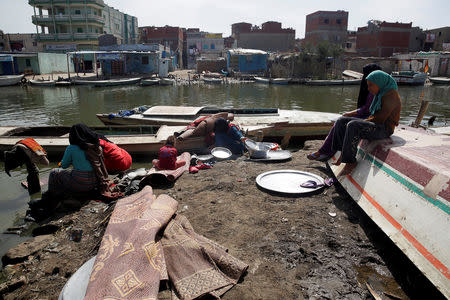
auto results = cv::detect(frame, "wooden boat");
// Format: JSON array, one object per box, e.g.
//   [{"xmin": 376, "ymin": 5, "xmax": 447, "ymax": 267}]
[
  {"xmin": 141, "ymin": 78, "xmax": 160, "ymax": 86},
  {"xmin": 0, "ymin": 74, "xmax": 24, "ymax": 87},
  {"xmin": 203, "ymin": 77, "xmax": 223, "ymax": 84},
  {"xmin": 0, "ymin": 125, "xmax": 205, "ymax": 157},
  {"xmin": 429, "ymin": 77, "xmax": 450, "ymax": 85},
  {"xmin": 342, "ymin": 69, "xmax": 363, "ymax": 79},
  {"xmin": 29, "ymin": 79, "xmax": 57, "ymax": 87},
  {"xmin": 159, "ymin": 78, "xmax": 175, "ymax": 86},
  {"xmin": 72, "ymin": 77, "xmax": 141, "ymax": 87},
  {"xmin": 55, "ymin": 81, "xmax": 72, "ymax": 86},
  {"xmin": 96, "ymin": 105, "xmax": 340, "ymax": 141},
  {"xmin": 306, "ymin": 78, "xmax": 361, "ymax": 86},
  {"xmin": 430, "ymin": 126, "xmax": 450, "ymax": 135},
  {"xmin": 254, "ymin": 77, "xmax": 270, "ymax": 84},
  {"xmin": 328, "ymin": 125, "xmax": 450, "ymax": 298},
  {"xmin": 391, "ymin": 71, "xmax": 428, "ymax": 85},
  {"xmin": 270, "ymin": 78, "xmax": 290, "ymax": 85}
]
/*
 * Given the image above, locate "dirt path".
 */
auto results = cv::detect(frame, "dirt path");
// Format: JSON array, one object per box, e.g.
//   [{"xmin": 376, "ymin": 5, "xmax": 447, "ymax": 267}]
[{"xmin": 0, "ymin": 140, "xmax": 445, "ymax": 299}]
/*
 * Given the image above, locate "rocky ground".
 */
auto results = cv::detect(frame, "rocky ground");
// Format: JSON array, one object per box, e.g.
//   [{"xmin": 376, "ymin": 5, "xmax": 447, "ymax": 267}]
[{"xmin": 0, "ymin": 140, "xmax": 445, "ymax": 300}]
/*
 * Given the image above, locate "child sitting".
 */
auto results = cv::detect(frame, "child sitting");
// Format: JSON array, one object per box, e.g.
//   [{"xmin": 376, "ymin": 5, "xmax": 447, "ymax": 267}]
[{"xmin": 152, "ymin": 136, "xmax": 186, "ymax": 170}]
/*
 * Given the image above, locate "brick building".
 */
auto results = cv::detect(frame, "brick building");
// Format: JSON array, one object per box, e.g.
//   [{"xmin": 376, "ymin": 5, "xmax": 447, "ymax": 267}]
[
  {"xmin": 231, "ymin": 21, "xmax": 295, "ymax": 52},
  {"xmin": 304, "ymin": 10, "xmax": 348, "ymax": 47},
  {"xmin": 356, "ymin": 20, "xmax": 411, "ymax": 57},
  {"xmin": 424, "ymin": 26, "xmax": 450, "ymax": 51},
  {"xmin": 139, "ymin": 25, "xmax": 183, "ymax": 67}
]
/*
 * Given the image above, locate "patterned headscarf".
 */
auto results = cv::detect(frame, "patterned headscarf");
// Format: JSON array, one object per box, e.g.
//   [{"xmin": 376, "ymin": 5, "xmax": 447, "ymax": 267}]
[{"xmin": 366, "ymin": 70, "xmax": 398, "ymax": 115}]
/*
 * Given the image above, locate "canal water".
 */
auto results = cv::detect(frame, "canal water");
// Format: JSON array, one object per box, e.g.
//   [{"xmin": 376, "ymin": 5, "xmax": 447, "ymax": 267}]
[{"xmin": 0, "ymin": 83, "xmax": 448, "ymax": 258}]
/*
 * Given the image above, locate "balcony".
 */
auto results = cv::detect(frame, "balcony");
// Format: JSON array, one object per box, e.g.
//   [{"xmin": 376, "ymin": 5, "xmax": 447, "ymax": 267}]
[
  {"xmin": 36, "ymin": 33, "xmax": 100, "ymax": 41},
  {"xmin": 32, "ymin": 14, "xmax": 105, "ymax": 25},
  {"xmin": 29, "ymin": 0, "xmax": 104, "ymax": 7}
]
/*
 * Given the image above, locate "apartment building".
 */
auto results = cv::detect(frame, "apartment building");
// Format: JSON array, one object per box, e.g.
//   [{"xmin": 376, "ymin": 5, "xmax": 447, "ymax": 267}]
[
  {"xmin": 29, "ymin": 0, "xmax": 137, "ymax": 51},
  {"xmin": 304, "ymin": 10, "xmax": 348, "ymax": 47}
]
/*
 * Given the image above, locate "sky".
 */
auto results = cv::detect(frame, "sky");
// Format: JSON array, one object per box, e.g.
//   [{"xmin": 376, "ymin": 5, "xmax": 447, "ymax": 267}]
[{"xmin": 0, "ymin": 0, "xmax": 449, "ymax": 38}]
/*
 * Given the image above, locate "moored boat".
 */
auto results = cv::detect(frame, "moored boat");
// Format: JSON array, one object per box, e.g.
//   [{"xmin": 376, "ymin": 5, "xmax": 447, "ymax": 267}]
[
  {"xmin": 159, "ymin": 78, "xmax": 175, "ymax": 85},
  {"xmin": 328, "ymin": 125, "xmax": 450, "ymax": 298},
  {"xmin": 141, "ymin": 78, "xmax": 160, "ymax": 86},
  {"xmin": 96, "ymin": 105, "xmax": 340, "ymax": 141},
  {"xmin": 306, "ymin": 78, "xmax": 361, "ymax": 86},
  {"xmin": 270, "ymin": 78, "xmax": 291, "ymax": 85},
  {"xmin": 72, "ymin": 77, "xmax": 141, "ymax": 87},
  {"xmin": 203, "ymin": 77, "xmax": 223, "ymax": 84},
  {"xmin": 429, "ymin": 77, "xmax": 450, "ymax": 85},
  {"xmin": 0, "ymin": 125, "xmax": 205, "ymax": 157},
  {"xmin": 0, "ymin": 74, "xmax": 24, "ymax": 87},
  {"xmin": 391, "ymin": 71, "xmax": 428, "ymax": 85},
  {"xmin": 29, "ymin": 79, "xmax": 57, "ymax": 87},
  {"xmin": 342, "ymin": 69, "xmax": 363, "ymax": 79},
  {"xmin": 254, "ymin": 77, "xmax": 270, "ymax": 84}
]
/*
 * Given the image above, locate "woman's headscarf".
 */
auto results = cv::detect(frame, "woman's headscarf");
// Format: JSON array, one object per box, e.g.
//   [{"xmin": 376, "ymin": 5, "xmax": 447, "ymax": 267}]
[
  {"xmin": 69, "ymin": 123, "xmax": 111, "ymax": 150},
  {"xmin": 357, "ymin": 63, "xmax": 382, "ymax": 109},
  {"xmin": 214, "ymin": 118, "xmax": 229, "ymax": 134},
  {"xmin": 366, "ymin": 70, "xmax": 398, "ymax": 115}
]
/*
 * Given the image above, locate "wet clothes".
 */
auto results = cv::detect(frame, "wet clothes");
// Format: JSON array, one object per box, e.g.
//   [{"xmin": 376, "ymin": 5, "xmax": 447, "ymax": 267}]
[
  {"xmin": 99, "ymin": 139, "xmax": 132, "ymax": 173},
  {"xmin": 3, "ymin": 138, "xmax": 49, "ymax": 194}
]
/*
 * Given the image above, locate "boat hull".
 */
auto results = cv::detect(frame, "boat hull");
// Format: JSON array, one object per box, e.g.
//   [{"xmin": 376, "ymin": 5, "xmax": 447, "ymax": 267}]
[
  {"xmin": 328, "ymin": 126, "xmax": 450, "ymax": 298},
  {"xmin": 141, "ymin": 79, "xmax": 160, "ymax": 86},
  {"xmin": 0, "ymin": 75, "xmax": 24, "ymax": 87},
  {"xmin": 73, "ymin": 77, "xmax": 141, "ymax": 87},
  {"xmin": 429, "ymin": 77, "xmax": 450, "ymax": 85},
  {"xmin": 29, "ymin": 80, "xmax": 56, "ymax": 87}
]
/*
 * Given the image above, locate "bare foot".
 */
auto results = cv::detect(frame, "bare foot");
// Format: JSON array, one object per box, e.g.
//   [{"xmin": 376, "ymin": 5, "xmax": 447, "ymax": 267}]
[
  {"xmin": 337, "ymin": 162, "xmax": 357, "ymax": 177},
  {"xmin": 332, "ymin": 156, "xmax": 342, "ymax": 166}
]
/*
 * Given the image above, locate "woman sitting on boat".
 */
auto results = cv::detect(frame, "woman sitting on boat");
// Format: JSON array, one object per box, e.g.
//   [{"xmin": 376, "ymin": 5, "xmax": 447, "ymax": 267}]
[
  {"xmin": 176, "ymin": 112, "xmax": 234, "ymax": 144},
  {"xmin": 153, "ymin": 135, "xmax": 186, "ymax": 170},
  {"xmin": 332, "ymin": 70, "xmax": 401, "ymax": 176},
  {"xmin": 307, "ymin": 63, "xmax": 382, "ymax": 161},
  {"xmin": 213, "ymin": 118, "xmax": 246, "ymax": 155}
]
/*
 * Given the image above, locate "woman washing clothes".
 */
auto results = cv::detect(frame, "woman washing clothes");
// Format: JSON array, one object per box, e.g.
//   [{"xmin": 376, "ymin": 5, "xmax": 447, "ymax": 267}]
[
  {"xmin": 308, "ymin": 63, "xmax": 382, "ymax": 161},
  {"xmin": 332, "ymin": 70, "xmax": 401, "ymax": 176},
  {"xmin": 213, "ymin": 118, "xmax": 246, "ymax": 155},
  {"xmin": 153, "ymin": 135, "xmax": 186, "ymax": 170}
]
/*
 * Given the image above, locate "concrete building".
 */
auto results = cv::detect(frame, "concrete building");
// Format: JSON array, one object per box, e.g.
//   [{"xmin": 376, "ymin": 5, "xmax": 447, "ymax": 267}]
[
  {"xmin": 186, "ymin": 30, "xmax": 224, "ymax": 69},
  {"xmin": 231, "ymin": 21, "xmax": 295, "ymax": 52},
  {"xmin": 356, "ymin": 20, "xmax": 411, "ymax": 57},
  {"xmin": 304, "ymin": 11, "xmax": 348, "ymax": 47},
  {"xmin": 344, "ymin": 30, "xmax": 357, "ymax": 55},
  {"xmin": 0, "ymin": 32, "xmax": 43, "ymax": 52},
  {"xmin": 424, "ymin": 27, "xmax": 450, "ymax": 51},
  {"xmin": 409, "ymin": 27, "xmax": 425, "ymax": 53},
  {"xmin": 29, "ymin": 0, "xmax": 137, "ymax": 52}
]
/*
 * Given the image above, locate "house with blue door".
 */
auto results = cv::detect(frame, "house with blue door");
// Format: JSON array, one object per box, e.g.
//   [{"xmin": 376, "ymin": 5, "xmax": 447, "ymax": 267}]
[
  {"xmin": 227, "ymin": 49, "xmax": 267, "ymax": 74},
  {"xmin": 0, "ymin": 53, "xmax": 40, "ymax": 75}
]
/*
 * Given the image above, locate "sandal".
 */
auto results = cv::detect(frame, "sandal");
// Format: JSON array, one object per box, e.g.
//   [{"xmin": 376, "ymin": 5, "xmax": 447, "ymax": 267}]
[
  {"xmin": 307, "ymin": 152, "xmax": 330, "ymax": 162},
  {"xmin": 300, "ymin": 178, "xmax": 335, "ymax": 189}
]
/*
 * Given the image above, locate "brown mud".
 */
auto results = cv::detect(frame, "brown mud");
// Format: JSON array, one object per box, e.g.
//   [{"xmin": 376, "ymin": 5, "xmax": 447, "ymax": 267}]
[{"xmin": 0, "ymin": 140, "xmax": 445, "ymax": 300}]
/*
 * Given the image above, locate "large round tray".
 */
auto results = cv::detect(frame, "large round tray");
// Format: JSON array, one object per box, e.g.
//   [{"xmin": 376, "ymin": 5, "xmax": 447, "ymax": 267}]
[{"xmin": 256, "ymin": 170, "xmax": 325, "ymax": 194}]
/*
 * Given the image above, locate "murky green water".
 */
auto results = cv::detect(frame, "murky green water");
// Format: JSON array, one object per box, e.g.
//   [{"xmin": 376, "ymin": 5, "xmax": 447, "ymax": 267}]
[{"xmin": 0, "ymin": 83, "xmax": 448, "ymax": 257}]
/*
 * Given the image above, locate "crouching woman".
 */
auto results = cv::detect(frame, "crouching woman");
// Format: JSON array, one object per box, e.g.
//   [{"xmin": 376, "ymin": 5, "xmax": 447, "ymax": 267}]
[{"xmin": 332, "ymin": 70, "xmax": 401, "ymax": 176}]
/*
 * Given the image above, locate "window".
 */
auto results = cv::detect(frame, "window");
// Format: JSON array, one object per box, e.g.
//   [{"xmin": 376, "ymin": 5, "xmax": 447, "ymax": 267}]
[
  {"xmin": 77, "ymin": 28, "xmax": 83, "ymax": 33},
  {"xmin": 75, "ymin": 10, "xmax": 81, "ymax": 15},
  {"xmin": 26, "ymin": 59, "xmax": 31, "ymax": 67},
  {"xmin": 142, "ymin": 56, "xmax": 149, "ymax": 64},
  {"xmin": 324, "ymin": 18, "xmax": 329, "ymax": 24},
  {"xmin": 210, "ymin": 43, "xmax": 215, "ymax": 49},
  {"xmin": 346, "ymin": 43, "xmax": 352, "ymax": 48},
  {"xmin": 336, "ymin": 19, "xmax": 341, "ymax": 24},
  {"xmin": 115, "ymin": 24, "xmax": 119, "ymax": 30},
  {"xmin": 32, "ymin": 41, "xmax": 37, "ymax": 46}
]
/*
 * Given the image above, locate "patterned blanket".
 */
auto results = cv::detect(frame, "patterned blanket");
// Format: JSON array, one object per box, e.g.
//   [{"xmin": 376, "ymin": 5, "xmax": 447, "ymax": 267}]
[{"xmin": 85, "ymin": 186, "xmax": 247, "ymax": 299}]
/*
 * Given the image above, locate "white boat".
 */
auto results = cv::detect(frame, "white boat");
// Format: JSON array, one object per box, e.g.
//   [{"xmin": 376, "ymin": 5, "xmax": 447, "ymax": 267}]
[
  {"xmin": 73, "ymin": 77, "xmax": 141, "ymax": 87},
  {"xmin": 29, "ymin": 79, "xmax": 56, "ymax": 87},
  {"xmin": 96, "ymin": 105, "xmax": 340, "ymax": 141},
  {"xmin": 270, "ymin": 78, "xmax": 290, "ymax": 85},
  {"xmin": 0, "ymin": 74, "xmax": 24, "ymax": 87},
  {"xmin": 141, "ymin": 78, "xmax": 160, "ymax": 86},
  {"xmin": 0, "ymin": 125, "xmax": 205, "ymax": 157},
  {"xmin": 391, "ymin": 71, "xmax": 428, "ymax": 86},
  {"xmin": 159, "ymin": 78, "xmax": 175, "ymax": 85},
  {"xmin": 429, "ymin": 77, "xmax": 450, "ymax": 85},
  {"xmin": 55, "ymin": 81, "xmax": 72, "ymax": 86},
  {"xmin": 342, "ymin": 69, "xmax": 363, "ymax": 79},
  {"xmin": 254, "ymin": 77, "xmax": 270, "ymax": 84},
  {"xmin": 306, "ymin": 78, "xmax": 361, "ymax": 86},
  {"xmin": 328, "ymin": 125, "xmax": 450, "ymax": 298},
  {"xmin": 203, "ymin": 77, "xmax": 223, "ymax": 84}
]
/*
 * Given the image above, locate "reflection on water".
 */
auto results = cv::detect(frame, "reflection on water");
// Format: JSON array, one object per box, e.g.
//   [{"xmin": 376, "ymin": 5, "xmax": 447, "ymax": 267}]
[{"xmin": 0, "ymin": 83, "xmax": 448, "ymax": 257}]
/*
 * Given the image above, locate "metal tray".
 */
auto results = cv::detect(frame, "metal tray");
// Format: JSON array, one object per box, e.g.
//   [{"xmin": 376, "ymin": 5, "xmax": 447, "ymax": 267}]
[{"xmin": 256, "ymin": 170, "xmax": 325, "ymax": 194}]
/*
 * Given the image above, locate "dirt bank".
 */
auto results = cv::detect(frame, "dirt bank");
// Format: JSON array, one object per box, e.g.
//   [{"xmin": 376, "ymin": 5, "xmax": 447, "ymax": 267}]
[{"xmin": 0, "ymin": 140, "xmax": 445, "ymax": 299}]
